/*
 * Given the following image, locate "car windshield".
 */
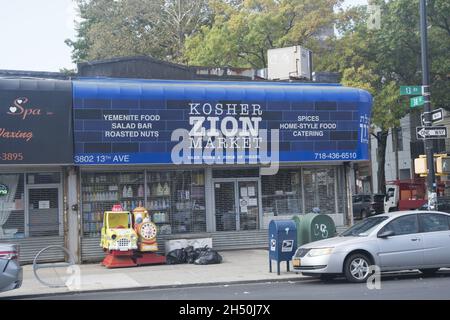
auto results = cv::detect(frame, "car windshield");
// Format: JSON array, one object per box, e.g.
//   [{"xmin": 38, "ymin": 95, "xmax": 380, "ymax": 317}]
[{"xmin": 340, "ymin": 216, "xmax": 389, "ymax": 237}]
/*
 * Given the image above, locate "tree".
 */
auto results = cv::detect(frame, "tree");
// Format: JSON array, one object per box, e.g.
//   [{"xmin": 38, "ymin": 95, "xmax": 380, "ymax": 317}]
[
  {"xmin": 66, "ymin": 0, "xmax": 211, "ymax": 63},
  {"xmin": 184, "ymin": 0, "xmax": 342, "ymax": 68},
  {"xmin": 319, "ymin": 0, "xmax": 450, "ymax": 194}
]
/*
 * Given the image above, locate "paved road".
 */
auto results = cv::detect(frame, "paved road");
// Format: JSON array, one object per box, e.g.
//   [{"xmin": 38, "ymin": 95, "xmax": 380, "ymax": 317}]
[{"xmin": 26, "ymin": 270, "xmax": 450, "ymax": 300}]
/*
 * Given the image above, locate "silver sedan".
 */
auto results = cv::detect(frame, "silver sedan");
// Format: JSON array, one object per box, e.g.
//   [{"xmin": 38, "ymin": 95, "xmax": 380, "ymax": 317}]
[{"xmin": 292, "ymin": 211, "xmax": 450, "ymax": 282}]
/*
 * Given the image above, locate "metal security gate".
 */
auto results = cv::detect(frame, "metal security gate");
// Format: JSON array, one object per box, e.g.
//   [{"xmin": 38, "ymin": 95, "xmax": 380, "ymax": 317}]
[
  {"xmin": 27, "ymin": 187, "xmax": 61, "ymax": 237},
  {"xmin": 211, "ymin": 230, "xmax": 267, "ymax": 250},
  {"xmin": 212, "ymin": 178, "xmax": 262, "ymax": 232}
]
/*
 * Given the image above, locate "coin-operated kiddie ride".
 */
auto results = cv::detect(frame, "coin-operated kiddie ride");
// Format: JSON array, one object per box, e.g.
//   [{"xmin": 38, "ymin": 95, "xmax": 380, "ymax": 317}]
[
  {"xmin": 100, "ymin": 204, "xmax": 166, "ymax": 268},
  {"xmin": 100, "ymin": 205, "xmax": 138, "ymax": 268},
  {"xmin": 132, "ymin": 206, "xmax": 166, "ymax": 265}
]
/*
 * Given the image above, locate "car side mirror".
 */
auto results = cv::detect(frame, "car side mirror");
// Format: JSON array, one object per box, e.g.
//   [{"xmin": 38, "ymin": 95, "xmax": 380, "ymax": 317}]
[{"xmin": 378, "ymin": 230, "xmax": 395, "ymax": 238}]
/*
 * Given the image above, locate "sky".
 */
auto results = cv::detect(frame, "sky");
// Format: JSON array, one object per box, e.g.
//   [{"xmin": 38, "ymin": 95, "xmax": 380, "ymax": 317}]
[{"xmin": 0, "ymin": 0, "xmax": 368, "ymax": 72}]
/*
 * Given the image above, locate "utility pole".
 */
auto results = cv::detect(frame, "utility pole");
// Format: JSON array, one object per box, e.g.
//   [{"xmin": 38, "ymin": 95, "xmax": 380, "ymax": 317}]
[
  {"xmin": 393, "ymin": 127, "xmax": 400, "ymax": 180},
  {"xmin": 419, "ymin": 0, "xmax": 437, "ymax": 209}
]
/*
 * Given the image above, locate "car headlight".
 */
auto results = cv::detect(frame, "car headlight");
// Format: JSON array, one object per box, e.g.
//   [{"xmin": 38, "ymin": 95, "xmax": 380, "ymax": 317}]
[
  {"xmin": 111, "ymin": 234, "xmax": 117, "ymax": 240},
  {"xmin": 307, "ymin": 248, "xmax": 334, "ymax": 257},
  {"xmin": 131, "ymin": 235, "xmax": 137, "ymax": 240}
]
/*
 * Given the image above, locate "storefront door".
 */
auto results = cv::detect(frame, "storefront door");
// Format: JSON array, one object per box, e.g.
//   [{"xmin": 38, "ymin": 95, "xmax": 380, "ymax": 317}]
[
  {"xmin": 213, "ymin": 179, "xmax": 260, "ymax": 231},
  {"xmin": 26, "ymin": 186, "xmax": 62, "ymax": 237}
]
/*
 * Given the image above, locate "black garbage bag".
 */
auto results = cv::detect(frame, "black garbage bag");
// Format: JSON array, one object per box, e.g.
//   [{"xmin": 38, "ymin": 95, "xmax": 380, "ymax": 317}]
[
  {"xmin": 184, "ymin": 245, "xmax": 197, "ymax": 264},
  {"xmin": 194, "ymin": 248, "xmax": 223, "ymax": 265},
  {"xmin": 166, "ymin": 248, "xmax": 187, "ymax": 264},
  {"xmin": 194, "ymin": 245, "xmax": 209, "ymax": 257}
]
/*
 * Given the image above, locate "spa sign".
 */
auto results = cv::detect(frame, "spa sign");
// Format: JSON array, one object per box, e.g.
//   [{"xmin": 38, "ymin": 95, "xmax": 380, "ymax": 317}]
[{"xmin": 0, "ymin": 79, "xmax": 73, "ymax": 164}]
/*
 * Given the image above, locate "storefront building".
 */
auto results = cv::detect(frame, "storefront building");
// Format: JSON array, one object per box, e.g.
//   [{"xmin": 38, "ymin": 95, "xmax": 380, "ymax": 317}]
[
  {"xmin": 0, "ymin": 78, "xmax": 73, "ymax": 262},
  {"xmin": 73, "ymin": 79, "xmax": 372, "ymax": 262},
  {"xmin": 1, "ymin": 77, "xmax": 372, "ymax": 263}
]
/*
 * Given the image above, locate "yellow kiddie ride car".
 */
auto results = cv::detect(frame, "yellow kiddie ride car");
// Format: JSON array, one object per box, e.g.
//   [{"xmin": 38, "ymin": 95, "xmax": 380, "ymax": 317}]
[{"xmin": 100, "ymin": 210, "xmax": 138, "ymax": 252}]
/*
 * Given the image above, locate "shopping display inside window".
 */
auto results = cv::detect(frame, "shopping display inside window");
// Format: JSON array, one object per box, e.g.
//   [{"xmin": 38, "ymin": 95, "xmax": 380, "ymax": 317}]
[
  {"xmin": 82, "ymin": 170, "xmax": 206, "ymax": 237},
  {"xmin": 82, "ymin": 172, "xmax": 145, "ymax": 236},
  {"xmin": 262, "ymin": 170, "xmax": 302, "ymax": 216},
  {"xmin": 146, "ymin": 170, "xmax": 206, "ymax": 235}
]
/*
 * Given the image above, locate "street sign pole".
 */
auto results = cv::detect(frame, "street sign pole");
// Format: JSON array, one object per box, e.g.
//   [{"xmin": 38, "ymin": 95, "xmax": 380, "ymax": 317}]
[{"xmin": 419, "ymin": 0, "xmax": 436, "ymax": 209}]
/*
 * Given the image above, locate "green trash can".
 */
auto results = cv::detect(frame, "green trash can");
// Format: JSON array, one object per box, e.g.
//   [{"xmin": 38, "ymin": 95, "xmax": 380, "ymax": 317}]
[
  {"xmin": 298, "ymin": 213, "xmax": 336, "ymax": 246},
  {"xmin": 291, "ymin": 215, "xmax": 303, "ymax": 247}
]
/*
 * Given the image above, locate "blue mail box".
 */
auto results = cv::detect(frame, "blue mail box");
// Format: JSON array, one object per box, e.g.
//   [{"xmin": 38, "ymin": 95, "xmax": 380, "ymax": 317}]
[{"xmin": 268, "ymin": 220, "xmax": 297, "ymax": 275}]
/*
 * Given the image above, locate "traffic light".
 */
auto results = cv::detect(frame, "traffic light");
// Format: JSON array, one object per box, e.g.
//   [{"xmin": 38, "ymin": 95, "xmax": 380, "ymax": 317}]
[
  {"xmin": 414, "ymin": 156, "xmax": 427, "ymax": 175},
  {"xmin": 415, "ymin": 154, "xmax": 449, "ymax": 176},
  {"xmin": 436, "ymin": 155, "xmax": 450, "ymax": 174}
]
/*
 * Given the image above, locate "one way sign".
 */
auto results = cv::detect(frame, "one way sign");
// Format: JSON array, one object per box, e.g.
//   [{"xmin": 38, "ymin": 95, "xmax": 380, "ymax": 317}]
[
  {"xmin": 421, "ymin": 108, "xmax": 445, "ymax": 125},
  {"xmin": 416, "ymin": 126, "xmax": 448, "ymax": 139}
]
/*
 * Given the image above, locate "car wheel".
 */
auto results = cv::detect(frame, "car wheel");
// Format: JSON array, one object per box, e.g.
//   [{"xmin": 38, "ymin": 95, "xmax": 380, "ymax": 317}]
[
  {"xmin": 419, "ymin": 268, "xmax": 439, "ymax": 276},
  {"xmin": 344, "ymin": 253, "xmax": 371, "ymax": 283}
]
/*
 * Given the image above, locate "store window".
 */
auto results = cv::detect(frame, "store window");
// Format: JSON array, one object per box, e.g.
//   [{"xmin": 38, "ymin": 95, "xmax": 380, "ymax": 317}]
[
  {"xmin": 0, "ymin": 174, "xmax": 25, "ymax": 239},
  {"xmin": 213, "ymin": 168, "xmax": 259, "ymax": 178},
  {"xmin": 27, "ymin": 172, "xmax": 60, "ymax": 184},
  {"xmin": 81, "ymin": 170, "xmax": 206, "ymax": 237},
  {"xmin": 81, "ymin": 172, "xmax": 145, "ymax": 237},
  {"xmin": 0, "ymin": 172, "xmax": 62, "ymax": 239},
  {"xmin": 261, "ymin": 167, "xmax": 342, "ymax": 220},
  {"xmin": 303, "ymin": 168, "xmax": 336, "ymax": 214},
  {"xmin": 146, "ymin": 170, "xmax": 206, "ymax": 235},
  {"xmin": 262, "ymin": 169, "xmax": 302, "ymax": 217}
]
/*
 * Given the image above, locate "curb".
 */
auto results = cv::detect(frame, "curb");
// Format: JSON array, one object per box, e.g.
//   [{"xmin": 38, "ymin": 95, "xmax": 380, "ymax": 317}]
[
  {"xmin": 1, "ymin": 276, "xmax": 310, "ymax": 300},
  {"xmin": 4, "ymin": 269, "xmax": 448, "ymax": 300}
]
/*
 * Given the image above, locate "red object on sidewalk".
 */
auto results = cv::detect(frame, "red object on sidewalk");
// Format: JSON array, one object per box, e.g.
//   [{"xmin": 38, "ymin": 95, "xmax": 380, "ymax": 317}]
[
  {"xmin": 102, "ymin": 250, "xmax": 137, "ymax": 268},
  {"xmin": 134, "ymin": 252, "xmax": 166, "ymax": 266}
]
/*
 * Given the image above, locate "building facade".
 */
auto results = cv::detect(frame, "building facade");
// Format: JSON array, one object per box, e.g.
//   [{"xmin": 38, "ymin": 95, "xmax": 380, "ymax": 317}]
[
  {"xmin": 0, "ymin": 77, "xmax": 372, "ymax": 264},
  {"xmin": 0, "ymin": 78, "xmax": 73, "ymax": 262}
]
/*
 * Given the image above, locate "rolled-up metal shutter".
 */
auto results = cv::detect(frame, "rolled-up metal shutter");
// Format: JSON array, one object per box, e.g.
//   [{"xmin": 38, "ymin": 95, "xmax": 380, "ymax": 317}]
[
  {"xmin": 212, "ymin": 230, "xmax": 268, "ymax": 250},
  {"xmin": 81, "ymin": 237, "xmax": 104, "ymax": 262},
  {"xmin": 2, "ymin": 236, "xmax": 65, "ymax": 264}
]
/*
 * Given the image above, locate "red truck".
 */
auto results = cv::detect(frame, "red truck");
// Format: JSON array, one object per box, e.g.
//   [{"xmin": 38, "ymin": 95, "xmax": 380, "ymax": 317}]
[{"xmin": 384, "ymin": 179, "xmax": 447, "ymax": 212}]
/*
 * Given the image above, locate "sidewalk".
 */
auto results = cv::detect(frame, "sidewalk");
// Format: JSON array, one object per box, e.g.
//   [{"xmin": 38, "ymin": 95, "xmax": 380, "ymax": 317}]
[{"xmin": 0, "ymin": 249, "xmax": 306, "ymax": 299}]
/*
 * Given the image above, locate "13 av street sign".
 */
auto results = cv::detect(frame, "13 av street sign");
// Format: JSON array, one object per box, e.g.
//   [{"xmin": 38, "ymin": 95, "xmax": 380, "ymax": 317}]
[
  {"xmin": 421, "ymin": 108, "xmax": 445, "ymax": 125},
  {"xmin": 400, "ymin": 86, "xmax": 423, "ymax": 96},
  {"xmin": 410, "ymin": 95, "xmax": 425, "ymax": 108},
  {"xmin": 416, "ymin": 126, "xmax": 448, "ymax": 139}
]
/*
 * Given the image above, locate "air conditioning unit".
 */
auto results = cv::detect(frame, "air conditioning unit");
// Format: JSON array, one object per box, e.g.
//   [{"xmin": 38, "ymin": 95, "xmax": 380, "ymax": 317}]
[{"xmin": 267, "ymin": 46, "xmax": 312, "ymax": 81}]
